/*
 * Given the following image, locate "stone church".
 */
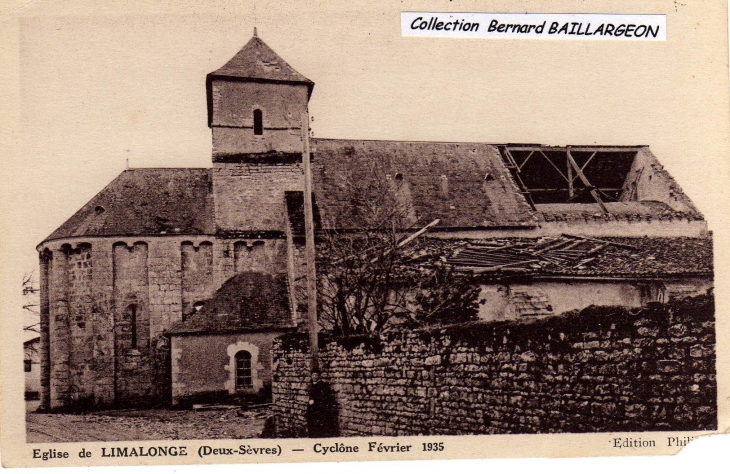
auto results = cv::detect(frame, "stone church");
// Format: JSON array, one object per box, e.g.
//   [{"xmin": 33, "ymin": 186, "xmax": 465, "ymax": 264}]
[{"xmin": 37, "ymin": 33, "xmax": 713, "ymax": 410}]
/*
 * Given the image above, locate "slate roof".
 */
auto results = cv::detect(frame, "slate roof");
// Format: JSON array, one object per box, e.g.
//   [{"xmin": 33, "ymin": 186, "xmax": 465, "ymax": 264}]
[
  {"xmin": 208, "ymin": 36, "xmax": 314, "ymax": 91},
  {"xmin": 410, "ymin": 236, "xmax": 713, "ymax": 278},
  {"xmin": 43, "ymin": 169, "xmax": 214, "ymax": 242},
  {"xmin": 23, "ymin": 336, "xmax": 40, "ymax": 346},
  {"xmin": 165, "ymin": 272, "xmax": 294, "ymax": 335},
  {"xmin": 311, "ymin": 139, "xmax": 537, "ymax": 230}
]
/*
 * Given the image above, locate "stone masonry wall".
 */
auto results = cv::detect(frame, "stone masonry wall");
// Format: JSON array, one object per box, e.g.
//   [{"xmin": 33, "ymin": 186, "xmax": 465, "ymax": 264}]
[
  {"xmin": 39, "ymin": 234, "xmax": 291, "ymax": 410},
  {"xmin": 212, "ymin": 162, "xmax": 304, "ymax": 233},
  {"xmin": 113, "ymin": 242, "xmax": 153, "ymax": 403},
  {"xmin": 210, "ymin": 81, "xmax": 307, "ymax": 159},
  {"xmin": 272, "ymin": 295, "xmax": 716, "ymax": 437},
  {"xmin": 181, "ymin": 241, "xmax": 215, "ymax": 318}
]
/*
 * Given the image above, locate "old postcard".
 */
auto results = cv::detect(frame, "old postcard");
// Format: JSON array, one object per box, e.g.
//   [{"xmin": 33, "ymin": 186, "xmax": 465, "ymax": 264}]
[{"xmin": 1, "ymin": 0, "xmax": 728, "ymax": 468}]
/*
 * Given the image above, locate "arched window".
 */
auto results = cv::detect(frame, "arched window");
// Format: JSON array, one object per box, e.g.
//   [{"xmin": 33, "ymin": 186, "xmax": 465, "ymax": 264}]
[
  {"xmin": 235, "ymin": 351, "xmax": 253, "ymax": 389},
  {"xmin": 253, "ymin": 109, "xmax": 263, "ymax": 135},
  {"xmin": 126, "ymin": 304, "xmax": 138, "ymax": 348}
]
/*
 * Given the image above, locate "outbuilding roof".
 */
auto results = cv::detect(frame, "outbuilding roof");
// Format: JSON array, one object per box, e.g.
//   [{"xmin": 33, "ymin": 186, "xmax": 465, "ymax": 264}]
[
  {"xmin": 412, "ymin": 235, "xmax": 714, "ymax": 278},
  {"xmin": 165, "ymin": 272, "xmax": 294, "ymax": 335}
]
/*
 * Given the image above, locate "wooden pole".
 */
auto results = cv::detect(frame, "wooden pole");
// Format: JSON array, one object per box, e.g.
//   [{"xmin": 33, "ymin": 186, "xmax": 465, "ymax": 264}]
[
  {"xmin": 369, "ymin": 219, "xmax": 441, "ymax": 264},
  {"xmin": 301, "ymin": 112, "xmax": 319, "ymax": 372},
  {"xmin": 567, "ymin": 154, "xmax": 574, "ymax": 200},
  {"xmin": 567, "ymin": 147, "xmax": 609, "ymax": 214}
]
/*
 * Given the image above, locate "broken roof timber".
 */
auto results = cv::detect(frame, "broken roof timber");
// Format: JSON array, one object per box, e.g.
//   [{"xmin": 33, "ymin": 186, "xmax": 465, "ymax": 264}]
[{"xmin": 567, "ymin": 148, "xmax": 609, "ymax": 214}]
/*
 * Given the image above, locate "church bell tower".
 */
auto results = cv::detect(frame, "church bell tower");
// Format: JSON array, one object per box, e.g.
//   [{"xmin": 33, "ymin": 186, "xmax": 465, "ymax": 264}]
[
  {"xmin": 208, "ymin": 32, "xmax": 315, "ymax": 235},
  {"xmin": 206, "ymin": 31, "xmax": 314, "ymax": 161}
]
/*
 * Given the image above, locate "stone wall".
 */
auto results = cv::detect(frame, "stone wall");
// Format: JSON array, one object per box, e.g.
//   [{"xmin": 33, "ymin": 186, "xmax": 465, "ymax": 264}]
[
  {"xmin": 210, "ymin": 81, "xmax": 307, "ymax": 159},
  {"xmin": 181, "ymin": 241, "xmax": 215, "ymax": 318},
  {"xmin": 38, "ymin": 233, "xmax": 294, "ymax": 410},
  {"xmin": 212, "ymin": 162, "xmax": 304, "ymax": 233},
  {"xmin": 272, "ymin": 295, "xmax": 716, "ymax": 437},
  {"xmin": 171, "ymin": 330, "xmax": 290, "ymax": 407},
  {"xmin": 621, "ymin": 147, "xmax": 700, "ymax": 215},
  {"xmin": 113, "ymin": 242, "xmax": 153, "ymax": 403}
]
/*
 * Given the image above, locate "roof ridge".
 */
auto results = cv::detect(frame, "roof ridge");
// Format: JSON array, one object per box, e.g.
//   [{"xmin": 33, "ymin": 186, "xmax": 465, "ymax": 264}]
[
  {"xmin": 312, "ymin": 137, "xmax": 649, "ymax": 148},
  {"xmin": 125, "ymin": 167, "xmax": 210, "ymax": 171}
]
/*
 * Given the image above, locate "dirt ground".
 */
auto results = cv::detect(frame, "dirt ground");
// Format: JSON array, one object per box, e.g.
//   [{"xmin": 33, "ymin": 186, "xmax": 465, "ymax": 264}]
[{"xmin": 25, "ymin": 401, "xmax": 268, "ymax": 443}]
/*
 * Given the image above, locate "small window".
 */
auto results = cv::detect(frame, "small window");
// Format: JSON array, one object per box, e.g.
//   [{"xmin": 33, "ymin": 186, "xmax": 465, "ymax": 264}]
[
  {"xmin": 253, "ymin": 109, "xmax": 263, "ymax": 135},
  {"xmin": 24, "ymin": 360, "xmax": 32, "ymax": 372},
  {"xmin": 235, "ymin": 351, "xmax": 253, "ymax": 389},
  {"xmin": 126, "ymin": 304, "xmax": 138, "ymax": 348}
]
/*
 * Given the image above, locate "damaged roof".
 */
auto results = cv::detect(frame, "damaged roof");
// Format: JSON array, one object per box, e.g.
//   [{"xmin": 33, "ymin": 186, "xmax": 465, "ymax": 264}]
[
  {"xmin": 166, "ymin": 272, "xmax": 294, "ymax": 335},
  {"xmin": 410, "ymin": 235, "xmax": 714, "ymax": 278},
  {"xmin": 536, "ymin": 201, "xmax": 704, "ymax": 223},
  {"xmin": 42, "ymin": 168, "xmax": 214, "ymax": 243}
]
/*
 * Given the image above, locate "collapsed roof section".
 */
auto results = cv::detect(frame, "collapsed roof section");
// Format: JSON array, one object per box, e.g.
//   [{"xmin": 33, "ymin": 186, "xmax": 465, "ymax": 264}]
[
  {"xmin": 407, "ymin": 235, "xmax": 714, "ymax": 279},
  {"xmin": 500, "ymin": 145, "xmax": 703, "ymax": 222}
]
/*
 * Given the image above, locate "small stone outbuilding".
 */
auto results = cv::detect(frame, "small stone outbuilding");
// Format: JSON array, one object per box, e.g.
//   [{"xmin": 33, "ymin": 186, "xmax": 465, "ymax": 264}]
[{"xmin": 166, "ymin": 272, "xmax": 296, "ymax": 406}]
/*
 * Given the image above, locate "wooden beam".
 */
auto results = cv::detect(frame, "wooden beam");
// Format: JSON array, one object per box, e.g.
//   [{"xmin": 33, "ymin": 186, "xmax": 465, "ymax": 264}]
[
  {"xmin": 567, "ymin": 154, "xmax": 574, "ymax": 199},
  {"xmin": 561, "ymin": 233, "xmax": 638, "ymax": 250},
  {"xmin": 397, "ymin": 219, "xmax": 440, "ymax": 248},
  {"xmin": 503, "ymin": 148, "xmax": 536, "ymax": 210},
  {"xmin": 370, "ymin": 219, "xmax": 440, "ymax": 263},
  {"xmin": 301, "ymin": 112, "xmax": 319, "ymax": 373},
  {"xmin": 580, "ymin": 152, "xmax": 597, "ymax": 173},
  {"xmin": 566, "ymin": 148, "xmax": 609, "ymax": 214},
  {"xmin": 528, "ymin": 187, "xmax": 623, "ymax": 193}
]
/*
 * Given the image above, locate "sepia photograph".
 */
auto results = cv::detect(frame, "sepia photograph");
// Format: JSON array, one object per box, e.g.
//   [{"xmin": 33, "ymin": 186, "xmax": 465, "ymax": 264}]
[{"xmin": 1, "ymin": 0, "xmax": 728, "ymax": 467}]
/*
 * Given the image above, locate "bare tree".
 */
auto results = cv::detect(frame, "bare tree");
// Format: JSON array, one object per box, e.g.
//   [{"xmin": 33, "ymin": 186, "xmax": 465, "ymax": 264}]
[
  {"xmin": 312, "ymin": 163, "xmax": 481, "ymax": 336},
  {"xmin": 23, "ymin": 271, "xmax": 40, "ymax": 333}
]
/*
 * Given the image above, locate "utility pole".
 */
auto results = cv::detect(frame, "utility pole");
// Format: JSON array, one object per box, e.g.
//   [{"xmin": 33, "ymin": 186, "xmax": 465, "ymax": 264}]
[{"xmin": 301, "ymin": 111, "xmax": 319, "ymax": 372}]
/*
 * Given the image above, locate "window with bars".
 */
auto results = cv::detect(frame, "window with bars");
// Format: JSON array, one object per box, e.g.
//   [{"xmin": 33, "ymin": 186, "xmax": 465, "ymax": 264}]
[{"xmin": 235, "ymin": 350, "xmax": 253, "ymax": 389}]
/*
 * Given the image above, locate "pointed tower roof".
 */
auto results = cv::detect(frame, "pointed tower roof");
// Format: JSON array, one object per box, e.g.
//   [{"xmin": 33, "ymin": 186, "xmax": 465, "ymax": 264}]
[{"xmin": 208, "ymin": 35, "xmax": 314, "ymax": 92}]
